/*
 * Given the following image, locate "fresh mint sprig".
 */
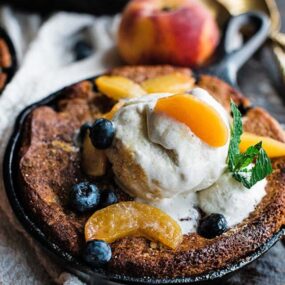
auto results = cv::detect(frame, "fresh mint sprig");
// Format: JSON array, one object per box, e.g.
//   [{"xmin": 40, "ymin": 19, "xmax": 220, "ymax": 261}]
[
  {"xmin": 227, "ymin": 101, "xmax": 272, "ymax": 189},
  {"xmin": 228, "ymin": 101, "xmax": 243, "ymax": 172}
]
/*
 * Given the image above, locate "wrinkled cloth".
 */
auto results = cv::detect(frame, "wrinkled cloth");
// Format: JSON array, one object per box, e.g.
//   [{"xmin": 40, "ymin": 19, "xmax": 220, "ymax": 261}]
[{"xmin": 0, "ymin": 6, "xmax": 120, "ymax": 284}]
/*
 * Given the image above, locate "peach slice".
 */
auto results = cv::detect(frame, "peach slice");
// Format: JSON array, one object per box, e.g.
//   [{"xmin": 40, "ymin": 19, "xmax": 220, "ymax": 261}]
[
  {"xmin": 85, "ymin": 201, "xmax": 183, "ymax": 249},
  {"xmin": 240, "ymin": 132, "xmax": 285, "ymax": 158},
  {"xmin": 103, "ymin": 101, "xmax": 125, "ymax": 120},
  {"xmin": 154, "ymin": 94, "xmax": 229, "ymax": 147},
  {"xmin": 141, "ymin": 72, "xmax": 195, "ymax": 94},
  {"xmin": 82, "ymin": 132, "xmax": 107, "ymax": 177},
  {"xmin": 95, "ymin": 76, "xmax": 146, "ymax": 100}
]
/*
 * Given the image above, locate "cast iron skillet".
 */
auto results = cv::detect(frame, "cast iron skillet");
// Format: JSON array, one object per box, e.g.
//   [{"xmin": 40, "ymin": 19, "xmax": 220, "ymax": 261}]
[
  {"xmin": 0, "ymin": 26, "xmax": 17, "ymax": 94},
  {"xmin": 3, "ymin": 11, "xmax": 285, "ymax": 285}
]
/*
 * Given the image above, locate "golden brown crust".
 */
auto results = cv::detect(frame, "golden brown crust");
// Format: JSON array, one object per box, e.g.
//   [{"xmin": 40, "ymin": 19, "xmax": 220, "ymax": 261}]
[
  {"xmin": 19, "ymin": 84, "xmax": 93, "ymax": 254},
  {"xmin": 243, "ymin": 107, "xmax": 285, "ymax": 142},
  {"xmin": 109, "ymin": 65, "xmax": 192, "ymax": 84},
  {"xmin": 19, "ymin": 81, "xmax": 129, "ymax": 254},
  {"xmin": 197, "ymin": 74, "xmax": 250, "ymax": 112},
  {"xmin": 18, "ymin": 65, "xmax": 285, "ymax": 277}
]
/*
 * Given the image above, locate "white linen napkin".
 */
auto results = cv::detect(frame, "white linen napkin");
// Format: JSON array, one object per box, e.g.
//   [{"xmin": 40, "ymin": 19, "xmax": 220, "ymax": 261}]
[{"xmin": 0, "ymin": 6, "xmax": 120, "ymax": 284}]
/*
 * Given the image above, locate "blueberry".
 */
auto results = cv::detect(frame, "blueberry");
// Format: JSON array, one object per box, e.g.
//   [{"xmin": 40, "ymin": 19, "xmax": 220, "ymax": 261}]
[
  {"xmin": 69, "ymin": 182, "xmax": 100, "ymax": 213},
  {"xmin": 101, "ymin": 190, "xmax": 118, "ymax": 208},
  {"xmin": 74, "ymin": 41, "xmax": 93, "ymax": 61},
  {"xmin": 83, "ymin": 240, "xmax": 112, "ymax": 267},
  {"xmin": 78, "ymin": 122, "xmax": 92, "ymax": 145},
  {"xmin": 198, "ymin": 213, "xmax": 228, "ymax": 239},
  {"xmin": 89, "ymin": 118, "xmax": 115, "ymax": 149}
]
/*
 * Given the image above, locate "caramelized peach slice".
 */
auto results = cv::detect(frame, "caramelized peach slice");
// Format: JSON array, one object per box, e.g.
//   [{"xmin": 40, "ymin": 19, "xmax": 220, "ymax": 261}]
[
  {"xmin": 154, "ymin": 94, "xmax": 229, "ymax": 147},
  {"xmin": 103, "ymin": 101, "xmax": 125, "ymax": 120},
  {"xmin": 141, "ymin": 72, "xmax": 195, "ymax": 94},
  {"xmin": 95, "ymin": 76, "xmax": 146, "ymax": 100},
  {"xmin": 85, "ymin": 201, "xmax": 183, "ymax": 249},
  {"xmin": 82, "ymin": 132, "xmax": 107, "ymax": 177},
  {"xmin": 240, "ymin": 132, "xmax": 285, "ymax": 158}
]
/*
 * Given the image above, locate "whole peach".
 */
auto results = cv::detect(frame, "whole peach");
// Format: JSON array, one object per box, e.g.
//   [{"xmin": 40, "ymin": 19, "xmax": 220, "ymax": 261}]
[{"xmin": 118, "ymin": 0, "xmax": 220, "ymax": 67}]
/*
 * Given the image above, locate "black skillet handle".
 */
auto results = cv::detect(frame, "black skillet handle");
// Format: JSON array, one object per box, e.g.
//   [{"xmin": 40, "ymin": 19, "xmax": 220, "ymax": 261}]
[{"xmin": 205, "ymin": 12, "xmax": 270, "ymax": 88}]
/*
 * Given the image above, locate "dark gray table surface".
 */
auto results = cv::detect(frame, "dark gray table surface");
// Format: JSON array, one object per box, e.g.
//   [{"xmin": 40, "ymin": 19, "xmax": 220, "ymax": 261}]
[{"xmin": 225, "ymin": 1, "xmax": 285, "ymax": 284}]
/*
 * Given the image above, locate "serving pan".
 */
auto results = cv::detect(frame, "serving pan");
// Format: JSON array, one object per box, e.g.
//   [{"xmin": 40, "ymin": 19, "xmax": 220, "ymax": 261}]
[{"xmin": 3, "ymin": 11, "xmax": 285, "ymax": 285}]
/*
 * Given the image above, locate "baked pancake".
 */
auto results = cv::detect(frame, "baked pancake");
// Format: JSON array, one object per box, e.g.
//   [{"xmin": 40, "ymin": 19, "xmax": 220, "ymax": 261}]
[{"xmin": 18, "ymin": 65, "xmax": 285, "ymax": 278}]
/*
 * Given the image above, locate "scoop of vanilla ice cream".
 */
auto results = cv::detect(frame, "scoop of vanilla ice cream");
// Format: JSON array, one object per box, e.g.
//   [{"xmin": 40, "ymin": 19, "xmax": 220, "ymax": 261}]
[
  {"xmin": 198, "ymin": 172, "xmax": 267, "ymax": 226},
  {"xmin": 106, "ymin": 88, "xmax": 230, "ymax": 201}
]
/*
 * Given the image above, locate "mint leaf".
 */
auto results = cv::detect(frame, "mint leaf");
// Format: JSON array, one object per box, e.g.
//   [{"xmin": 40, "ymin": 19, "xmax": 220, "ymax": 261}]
[
  {"xmin": 227, "ymin": 101, "xmax": 273, "ymax": 189},
  {"xmin": 232, "ymin": 142, "xmax": 273, "ymax": 189},
  {"xmin": 227, "ymin": 101, "xmax": 243, "ymax": 172},
  {"xmin": 233, "ymin": 142, "xmax": 261, "ymax": 171}
]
